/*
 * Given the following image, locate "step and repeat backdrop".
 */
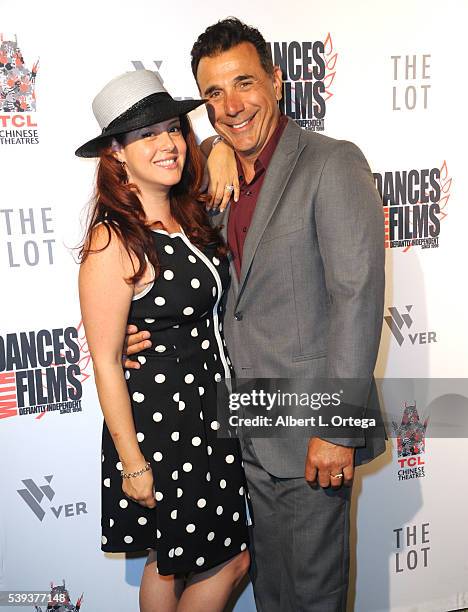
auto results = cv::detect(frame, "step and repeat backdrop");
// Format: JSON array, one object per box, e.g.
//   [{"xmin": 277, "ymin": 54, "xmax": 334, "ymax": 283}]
[{"xmin": 1, "ymin": 0, "xmax": 467, "ymax": 610}]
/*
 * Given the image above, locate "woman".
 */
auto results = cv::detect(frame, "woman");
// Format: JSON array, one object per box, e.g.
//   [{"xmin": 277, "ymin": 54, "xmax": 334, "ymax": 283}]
[{"xmin": 76, "ymin": 70, "xmax": 249, "ymax": 612}]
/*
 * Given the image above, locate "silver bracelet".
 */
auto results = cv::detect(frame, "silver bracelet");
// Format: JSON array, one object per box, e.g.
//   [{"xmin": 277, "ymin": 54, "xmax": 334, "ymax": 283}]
[
  {"xmin": 121, "ymin": 461, "xmax": 151, "ymax": 479},
  {"xmin": 212, "ymin": 135, "xmax": 224, "ymax": 148}
]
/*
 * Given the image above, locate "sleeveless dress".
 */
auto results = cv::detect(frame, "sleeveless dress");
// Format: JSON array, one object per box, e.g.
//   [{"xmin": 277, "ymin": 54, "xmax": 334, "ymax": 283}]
[{"xmin": 100, "ymin": 228, "xmax": 249, "ymax": 576}]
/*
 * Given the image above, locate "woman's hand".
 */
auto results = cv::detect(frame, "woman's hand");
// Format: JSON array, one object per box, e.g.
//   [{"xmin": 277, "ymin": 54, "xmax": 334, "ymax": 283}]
[
  {"xmin": 204, "ymin": 140, "xmax": 240, "ymax": 211},
  {"xmin": 122, "ymin": 467, "xmax": 156, "ymax": 508}
]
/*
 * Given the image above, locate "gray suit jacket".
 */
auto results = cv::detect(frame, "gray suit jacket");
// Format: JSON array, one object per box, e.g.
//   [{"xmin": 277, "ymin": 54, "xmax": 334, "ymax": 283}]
[{"xmin": 215, "ymin": 118, "xmax": 385, "ymax": 478}]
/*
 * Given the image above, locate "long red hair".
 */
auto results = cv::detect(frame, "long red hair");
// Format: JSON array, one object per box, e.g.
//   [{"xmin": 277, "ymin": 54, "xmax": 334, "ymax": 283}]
[{"xmin": 79, "ymin": 114, "xmax": 226, "ymax": 283}]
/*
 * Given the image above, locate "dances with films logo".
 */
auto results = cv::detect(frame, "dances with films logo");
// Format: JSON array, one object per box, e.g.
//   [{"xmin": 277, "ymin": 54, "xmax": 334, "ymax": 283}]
[
  {"xmin": 374, "ymin": 161, "xmax": 452, "ymax": 251},
  {"xmin": 0, "ymin": 322, "xmax": 92, "ymax": 420},
  {"xmin": 0, "ymin": 34, "xmax": 39, "ymax": 145},
  {"xmin": 268, "ymin": 34, "xmax": 337, "ymax": 131},
  {"xmin": 392, "ymin": 402, "xmax": 429, "ymax": 481}
]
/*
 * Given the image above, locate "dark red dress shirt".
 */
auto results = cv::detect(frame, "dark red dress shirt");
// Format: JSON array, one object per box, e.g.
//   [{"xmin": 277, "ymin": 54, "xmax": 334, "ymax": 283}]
[{"xmin": 227, "ymin": 114, "xmax": 288, "ymax": 278}]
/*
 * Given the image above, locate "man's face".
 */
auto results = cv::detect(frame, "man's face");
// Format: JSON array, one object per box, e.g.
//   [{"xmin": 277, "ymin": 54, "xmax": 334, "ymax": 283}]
[{"xmin": 196, "ymin": 42, "xmax": 282, "ymax": 160}]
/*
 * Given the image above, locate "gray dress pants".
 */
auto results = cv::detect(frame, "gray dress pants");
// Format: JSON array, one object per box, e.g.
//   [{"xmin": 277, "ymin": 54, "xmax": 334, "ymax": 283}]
[{"xmin": 242, "ymin": 438, "xmax": 351, "ymax": 612}]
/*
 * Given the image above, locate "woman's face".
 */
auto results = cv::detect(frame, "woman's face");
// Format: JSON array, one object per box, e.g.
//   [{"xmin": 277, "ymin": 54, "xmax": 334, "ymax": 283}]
[{"xmin": 116, "ymin": 117, "xmax": 187, "ymax": 192}]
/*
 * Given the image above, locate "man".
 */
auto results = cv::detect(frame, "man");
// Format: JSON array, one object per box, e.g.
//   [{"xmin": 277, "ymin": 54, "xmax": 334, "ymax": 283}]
[{"xmin": 127, "ymin": 18, "xmax": 385, "ymax": 612}]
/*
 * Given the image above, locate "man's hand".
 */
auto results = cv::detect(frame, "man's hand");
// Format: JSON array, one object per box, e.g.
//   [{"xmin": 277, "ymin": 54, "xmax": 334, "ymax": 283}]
[
  {"xmin": 123, "ymin": 324, "xmax": 152, "ymax": 370},
  {"xmin": 305, "ymin": 438, "xmax": 354, "ymax": 488}
]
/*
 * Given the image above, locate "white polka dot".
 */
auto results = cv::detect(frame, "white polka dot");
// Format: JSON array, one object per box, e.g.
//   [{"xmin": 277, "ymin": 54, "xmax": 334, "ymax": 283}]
[
  {"xmin": 197, "ymin": 498, "xmax": 207, "ymax": 508},
  {"xmin": 173, "ymin": 392, "xmax": 180, "ymax": 402},
  {"xmin": 207, "ymin": 531, "xmax": 215, "ymax": 541},
  {"xmin": 219, "ymin": 479, "xmax": 227, "ymax": 489},
  {"xmin": 239, "ymin": 487, "xmax": 244, "ymax": 495},
  {"xmin": 207, "ymin": 445, "xmax": 212, "ymax": 456},
  {"xmin": 196, "ymin": 557, "xmax": 204, "ymax": 566},
  {"xmin": 198, "ymin": 386, "xmax": 205, "ymax": 396},
  {"xmin": 201, "ymin": 340, "xmax": 210, "ymax": 350},
  {"xmin": 163, "ymin": 270, "xmax": 174, "ymax": 280},
  {"xmin": 203, "ymin": 362, "xmax": 208, "ymax": 370},
  {"xmin": 178, "ymin": 401, "xmax": 185, "ymax": 411},
  {"xmin": 109, "ymin": 519, "xmax": 114, "ymax": 527},
  {"xmin": 216, "ymin": 505, "xmax": 223, "ymax": 515},
  {"xmin": 191, "ymin": 327, "xmax": 198, "ymax": 337},
  {"xmin": 119, "ymin": 499, "xmax": 128, "ymax": 509},
  {"xmin": 186, "ymin": 524, "xmax": 196, "ymax": 533},
  {"xmin": 103, "ymin": 478, "xmax": 110, "ymax": 488},
  {"xmin": 175, "ymin": 546, "xmax": 183, "ymax": 556},
  {"xmin": 191, "ymin": 278, "xmax": 200, "ymax": 289},
  {"xmin": 183, "ymin": 462, "xmax": 193, "ymax": 472},
  {"xmin": 101, "ymin": 535, "xmax": 107, "ymax": 545},
  {"xmin": 155, "ymin": 491, "xmax": 163, "ymax": 501},
  {"xmin": 155, "ymin": 374, "xmax": 166, "ymax": 383},
  {"xmin": 206, "ymin": 318, "xmax": 210, "ymax": 327},
  {"xmin": 183, "ymin": 306, "xmax": 194, "ymax": 316},
  {"xmin": 136, "ymin": 432, "xmax": 145, "ymax": 442},
  {"xmin": 132, "ymin": 392, "xmax": 145, "ymax": 403},
  {"xmin": 211, "ymin": 421, "xmax": 220, "ymax": 431},
  {"xmin": 116, "ymin": 461, "xmax": 123, "ymax": 471},
  {"xmin": 137, "ymin": 356, "xmax": 146, "ymax": 364},
  {"xmin": 144, "ymin": 318, "xmax": 155, "ymax": 323},
  {"xmin": 172, "ymin": 470, "xmax": 178, "ymax": 480},
  {"xmin": 219, "ymin": 322, "xmax": 223, "ymax": 331},
  {"xmin": 154, "ymin": 296, "xmax": 165, "ymax": 306},
  {"xmin": 214, "ymin": 354, "xmax": 218, "ymax": 361},
  {"xmin": 124, "ymin": 370, "xmax": 130, "ymax": 380},
  {"xmin": 224, "ymin": 537, "xmax": 231, "ymax": 547},
  {"xmin": 188, "ymin": 255, "xmax": 197, "ymax": 263},
  {"xmin": 185, "ymin": 373, "xmax": 194, "ymax": 384},
  {"xmin": 241, "ymin": 543, "xmax": 247, "ymax": 551},
  {"xmin": 192, "ymin": 436, "xmax": 201, "ymax": 446},
  {"xmin": 212, "ymin": 287, "xmax": 217, "ymax": 297},
  {"xmin": 171, "ymin": 431, "xmax": 179, "ymax": 442},
  {"xmin": 168, "ymin": 548, "xmax": 174, "ymax": 558},
  {"xmin": 233, "ymin": 512, "xmax": 240, "ymax": 521},
  {"xmin": 177, "ymin": 488, "xmax": 183, "ymax": 498},
  {"xmin": 206, "ymin": 472, "xmax": 211, "ymax": 482},
  {"xmin": 153, "ymin": 452, "xmax": 163, "ymax": 462},
  {"xmin": 153, "ymin": 412, "xmax": 163, "ymax": 422},
  {"xmin": 213, "ymin": 257, "xmax": 220, "ymax": 266},
  {"xmin": 157, "ymin": 529, "xmax": 161, "ymax": 538},
  {"xmin": 155, "ymin": 345, "xmax": 166, "ymax": 352},
  {"xmin": 164, "ymin": 245, "xmax": 174, "ymax": 254},
  {"xmin": 171, "ymin": 509, "xmax": 177, "ymax": 520},
  {"xmin": 225, "ymin": 454, "xmax": 235, "ymax": 464},
  {"xmin": 138, "ymin": 517, "xmax": 147, "ymax": 525},
  {"xmin": 214, "ymin": 373, "xmax": 222, "ymax": 382},
  {"xmin": 199, "ymin": 410, "xmax": 204, "ymax": 420}
]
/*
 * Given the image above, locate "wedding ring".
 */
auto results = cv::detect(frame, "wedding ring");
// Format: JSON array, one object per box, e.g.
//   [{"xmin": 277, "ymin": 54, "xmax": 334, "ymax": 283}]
[
  {"xmin": 224, "ymin": 184, "xmax": 235, "ymax": 193},
  {"xmin": 330, "ymin": 473, "xmax": 344, "ymax": 479}
]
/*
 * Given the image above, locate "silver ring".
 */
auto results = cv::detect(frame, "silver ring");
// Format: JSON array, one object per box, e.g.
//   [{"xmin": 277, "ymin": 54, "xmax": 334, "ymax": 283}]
[
  {"xmin": 224, "ymin": 184, "xmax": 235, "ymax": 193},
  {"xmin": 330, "ymin": 473, "xmax": 344, "ymax": 479}
]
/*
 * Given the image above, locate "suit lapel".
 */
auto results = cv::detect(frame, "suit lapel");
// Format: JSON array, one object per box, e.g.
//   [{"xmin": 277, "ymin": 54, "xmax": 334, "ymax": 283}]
[{"xmin": 236, "ymin": 119, "xmax": 304, "ymax": 306}]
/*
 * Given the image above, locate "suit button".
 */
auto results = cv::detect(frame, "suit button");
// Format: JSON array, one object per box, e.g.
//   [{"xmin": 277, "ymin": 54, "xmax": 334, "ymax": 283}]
[{"xmin": 234, "ymin": 312, "xmax": 243, "ymax": 321}]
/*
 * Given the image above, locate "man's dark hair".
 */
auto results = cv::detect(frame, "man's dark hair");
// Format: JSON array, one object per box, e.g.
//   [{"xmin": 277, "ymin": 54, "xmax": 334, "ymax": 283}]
[{"xmin": 191, "ymin": 17, "xmax": 274, "ymax": 79}]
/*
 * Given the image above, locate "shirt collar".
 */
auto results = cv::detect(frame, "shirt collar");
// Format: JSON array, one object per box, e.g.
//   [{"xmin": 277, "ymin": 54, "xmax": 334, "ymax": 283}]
[{"xmin": 236, "ymin": 114, "xmax": 288, "ymax": 183}]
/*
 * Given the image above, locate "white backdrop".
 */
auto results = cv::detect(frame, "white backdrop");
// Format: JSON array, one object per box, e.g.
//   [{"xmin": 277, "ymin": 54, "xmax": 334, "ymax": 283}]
[{"xmin": 1, "ymin": 1, "xmax": 467, "ymax": 610}]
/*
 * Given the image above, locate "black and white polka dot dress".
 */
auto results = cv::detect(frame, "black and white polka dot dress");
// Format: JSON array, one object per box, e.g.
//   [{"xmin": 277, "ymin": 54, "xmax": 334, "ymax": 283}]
[{"xmin": 100, "ymin": 228, "xmax": 249, "ymax": 576}]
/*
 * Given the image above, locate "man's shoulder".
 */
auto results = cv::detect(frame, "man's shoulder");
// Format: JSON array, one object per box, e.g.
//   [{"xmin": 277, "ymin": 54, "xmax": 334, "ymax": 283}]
[{"xmin": 283, "ymin": 117, "xmax": 359, "ymax": 158}]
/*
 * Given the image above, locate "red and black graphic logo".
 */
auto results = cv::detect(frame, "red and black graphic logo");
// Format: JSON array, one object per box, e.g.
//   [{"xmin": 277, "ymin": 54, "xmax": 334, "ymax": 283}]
[
  {"xmin": 374, "ymin": 161, "xmax": 452, "ymax": 251},
  {"xmin": 392, "ymin": 402, "xmax": 428, "ymax": 481},
  {"xmin": 0, "ymin": 34, "xmax": 39, "ymax": 145},
  {"xmin": 35, "ymin": 580, "xmax": 83, "ymax": 611},
  {"xmin": 268, "ymin": 34, "xmax": 337, "ymax": 131},
  {"xmin": 0, "ymin": 321, "xmax": 91, "ymax": 420}
]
